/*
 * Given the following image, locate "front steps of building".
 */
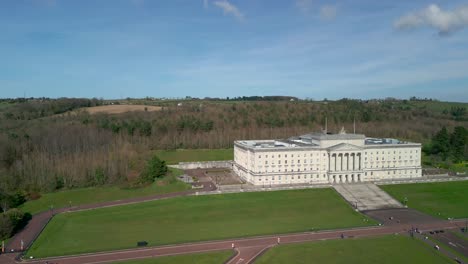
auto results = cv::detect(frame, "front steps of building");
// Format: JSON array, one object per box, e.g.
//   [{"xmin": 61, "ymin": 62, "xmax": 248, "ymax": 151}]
[{"xmin": 333, "ymin": 183, "xmax": 403, "ymax": 211}]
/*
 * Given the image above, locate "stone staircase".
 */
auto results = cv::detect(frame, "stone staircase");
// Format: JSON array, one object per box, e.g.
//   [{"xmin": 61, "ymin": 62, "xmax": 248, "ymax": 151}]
[{"xmin": 333, "ymin": 183, "xmax": 403, "ymax": 211}]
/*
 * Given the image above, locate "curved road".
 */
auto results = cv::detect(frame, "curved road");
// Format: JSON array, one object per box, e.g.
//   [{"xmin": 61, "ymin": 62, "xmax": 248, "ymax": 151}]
[
  {"xmin": 1, "ymin": 220, "xmax": 466, "ymax": 264},
  {"xmin": 5, "ymin": 182, "xmax": 216, "ymax": 253},
  {"xmin": 2, "ymin": 182, "xmax": 466, "ymax": 264}
]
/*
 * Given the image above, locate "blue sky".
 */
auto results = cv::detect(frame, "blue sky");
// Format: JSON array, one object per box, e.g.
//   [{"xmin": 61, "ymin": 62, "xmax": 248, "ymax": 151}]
[{"xmin": 1, "ymin": 0, "xmax": 468, "ymax": 101}]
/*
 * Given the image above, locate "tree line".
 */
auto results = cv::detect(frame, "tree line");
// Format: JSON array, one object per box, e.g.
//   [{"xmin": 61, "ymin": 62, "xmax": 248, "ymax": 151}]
[
  {"xmin": 424, "ymin": 126, "xmax": 468, "ymax": 163},
  {"xmin": 0, "ymin": 98, "xmax": 466, "ymax": 195}
]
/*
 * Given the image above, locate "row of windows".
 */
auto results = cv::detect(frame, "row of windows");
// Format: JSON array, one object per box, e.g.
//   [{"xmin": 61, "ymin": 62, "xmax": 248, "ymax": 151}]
[
  {"xmin": 256, "ymin": 167, "xmax": 326, "ymax": 173},
  {"xmin": 264, "ymin": 159, "xmax": 323, "ymax": 165},
  {"xmin": 365, "ymin": 156, "xmax": 414, "ymax": 161},
  {"xmin": 257, "ymin": 174, "xmax": 327, "ymax": 181},
  {"xmin": 364, "ymin": 169, "xmax": 419, "ymax": 176},
  {"xmin": 258, "ymin": 153, "xmax": 326, "ymax": 159},
  {"xmin": 365, "ymin": 149, "xmax": 418, "ymax": 155}
]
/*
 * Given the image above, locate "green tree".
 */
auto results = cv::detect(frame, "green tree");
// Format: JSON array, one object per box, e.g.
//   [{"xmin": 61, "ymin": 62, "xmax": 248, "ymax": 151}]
[
  {"xmin": 0, "ymin": 214, "xmax": 13, "ymax": 240},
  {"xmin": 141, "ymin": 155, "xmax": 168, "ymax": 183},
  {"xmin": 432, "ymin": 127, "xmax": 450, "ymax": 160},
  {"xmin": 450, "ymin": 126, "xmax": 468, "ymax": 162}
]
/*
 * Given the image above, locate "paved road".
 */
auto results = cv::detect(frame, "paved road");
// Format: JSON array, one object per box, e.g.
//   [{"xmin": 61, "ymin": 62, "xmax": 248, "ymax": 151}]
[
  {"xmin": 1, "ymin": 219, "xmax": 465, "ymax": 264},
  {"xmin": 430, "ymin": 230, "xmax": 468, "ymax": 258},
  {"xmin": 3, "ymin": 178, "xmax": 468, "ymax": 264},
  {"xmin": 5, "ymin": 182, "xmax": 216, "ymax": 253}
]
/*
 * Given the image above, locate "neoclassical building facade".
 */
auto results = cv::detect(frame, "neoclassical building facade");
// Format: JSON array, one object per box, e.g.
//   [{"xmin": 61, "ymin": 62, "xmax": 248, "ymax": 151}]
[{"xmin": 233, "ymin": 131, "xmax": 422, "ymax": 185}]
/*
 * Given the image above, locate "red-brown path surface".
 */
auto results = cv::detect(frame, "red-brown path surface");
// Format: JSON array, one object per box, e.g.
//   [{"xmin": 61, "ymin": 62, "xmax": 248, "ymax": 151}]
[
  {"xmin": 1, "ymin": 219, "xmax": 466, "ymax": 264},
  {"xmin": 5, "ymin": 182, "xmax": 216, "ymax": 253}
]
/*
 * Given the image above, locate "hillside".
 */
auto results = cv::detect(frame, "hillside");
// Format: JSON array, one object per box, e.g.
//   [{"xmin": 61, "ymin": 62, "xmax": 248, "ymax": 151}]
[{"xmin": 0, "ymin": 97, "xmax": 466, "ymax": 193}]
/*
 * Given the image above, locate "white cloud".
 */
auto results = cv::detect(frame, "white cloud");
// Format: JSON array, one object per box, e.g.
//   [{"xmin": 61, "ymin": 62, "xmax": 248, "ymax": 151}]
[
  {"xmin": 296, "ymin": 0, "xmax": 313, "ymax": 13},
  {"xmin": 320, "ymin": 5, "xmax": 337, "ymax": 21},
  {"xmin": 213, "ymin": 0, "xmax": 244, "ymax": 21},
  {"xmin": 395, "ymin": 4, "xmax": 468, "ymax": 35}
]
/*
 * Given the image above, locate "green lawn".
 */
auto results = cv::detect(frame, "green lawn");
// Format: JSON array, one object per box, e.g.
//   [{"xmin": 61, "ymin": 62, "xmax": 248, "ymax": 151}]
[
  {"xmin": 26, "ymin": 188, "xmax": 375, "ymax": 258},
  {"xmin": 256, "ymin": 235, "xmax": 453, "ymax": 264},
  {"xmin": 112, "ymin": 250, "xmax": 233, "ymax": 264},
  {"xmin": 154, "ymin": 149, "xmax": 233, "ymax": 164},
  {"xmin": 21, "ymin": 173, "xmax": 189, "ymax": 215},
  {"xmin": 381, "ymin": 181, "xmax": 468, "ymax": 219}
]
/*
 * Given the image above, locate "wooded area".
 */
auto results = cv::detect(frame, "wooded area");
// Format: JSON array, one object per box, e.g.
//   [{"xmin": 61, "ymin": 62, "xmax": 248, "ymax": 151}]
[{"xmin": 0, "ymin": 98, "xmax": 467, "ymax": 195}]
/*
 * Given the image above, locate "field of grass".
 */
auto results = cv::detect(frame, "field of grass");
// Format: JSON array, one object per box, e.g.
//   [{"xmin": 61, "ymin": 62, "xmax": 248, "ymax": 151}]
[
  {"xmin": 256, "ymin": 235, "xmax": 453, "ymax": 264},
  {"xmin": 154, "ymin": 149, "xmax": 233, "ymax": 164},
  {"xmin": 26, "ymin": 188, "xmax": 374, "ymax": 258},
  {"xmin": 381, "ymin": 181, "xmax": 468, "ymax": 219},
  {"xmin": 21, "ymin": 172, "xmax": 189, "ymax": 215},
  {"xmin": 113, "ymin": 250, "xmax": 233, "ymax": 264}
]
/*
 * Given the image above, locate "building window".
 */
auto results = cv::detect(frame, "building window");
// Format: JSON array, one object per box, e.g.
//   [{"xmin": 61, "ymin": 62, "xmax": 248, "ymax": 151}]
[{"xmin": 265, "ymin": 161, "xmax": 268, "ymax": 164}]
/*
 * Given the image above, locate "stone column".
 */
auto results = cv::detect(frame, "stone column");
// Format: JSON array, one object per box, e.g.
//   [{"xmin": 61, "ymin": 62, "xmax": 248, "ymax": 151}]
[
  {"xmin": 358, "ymin": 153, "xmax": 362, "ymax": 170},
  {"xmin": 331, "ymin": 154, "xmax": 335, "ymax": 171},
  {"xmin": 338, "ymin": 154, "xmax": 342, "ymax": 171},
  {"xmin": 344, "ymin": 153, "xmax": 348, "ymax": 171}
]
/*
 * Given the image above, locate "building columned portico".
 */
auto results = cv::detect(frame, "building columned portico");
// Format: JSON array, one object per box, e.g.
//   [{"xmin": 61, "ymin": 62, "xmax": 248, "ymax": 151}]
[{"xmin": 233, "ymin": 130, "xmax": 422, "ymax": 186}]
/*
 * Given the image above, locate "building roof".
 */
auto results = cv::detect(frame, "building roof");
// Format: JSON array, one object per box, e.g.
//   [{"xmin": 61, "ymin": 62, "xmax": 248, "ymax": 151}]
[
  {"xmin": 234, "ymin": 131, "xmax": 420, "ymax": 150},
  {"xmin": 298, "ymin": 132, "xmax": 365, "ymax": 141}
]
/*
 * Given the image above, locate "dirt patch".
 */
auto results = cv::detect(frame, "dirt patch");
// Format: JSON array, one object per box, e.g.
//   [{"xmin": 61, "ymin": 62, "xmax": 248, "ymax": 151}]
[{"xmin": 82, "ymin": 105, "xmax": 162, "ymax": 114}]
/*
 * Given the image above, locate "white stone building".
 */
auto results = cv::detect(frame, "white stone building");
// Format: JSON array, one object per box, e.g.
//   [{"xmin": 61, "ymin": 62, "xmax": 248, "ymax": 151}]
[{"xmin": 233, "ymin": 131, "xmax": 422, "ymax": 185}]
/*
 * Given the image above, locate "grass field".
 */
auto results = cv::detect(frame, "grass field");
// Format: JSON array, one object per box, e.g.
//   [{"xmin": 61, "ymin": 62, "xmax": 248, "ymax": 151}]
[
  {"xmin": 113, "ymin": 250, "xmax": 233, "ymax": 264},
  {"xmin": 154, "ymin": 149, "xmax": 233, "ymax": 164},
  {"xmin": 26, "ymin": 188, "xmax": 375, "ymax": 258},
  {"xmin": 21, "ymin": 173, "xmax": 189, "ymax": 215},
  {"xmin": 256, "ymin": 235, "xmax": 454, "ymax": 264},
  {"xmin": 381, "ymin": 181, "xmax": 468, "ymax": 219}
]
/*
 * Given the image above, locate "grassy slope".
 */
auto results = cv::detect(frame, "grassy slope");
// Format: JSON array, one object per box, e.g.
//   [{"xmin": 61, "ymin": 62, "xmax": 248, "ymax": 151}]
[
  {"xmin": 21, "ymin": 172, "xmax": 189, "ymax": 215},
  {"xmin": 154, "ymin": 149, "xmax": 233, "ymax": 164},
  {"xmin": 256, "ymin": 235, "xmax": 453, "ymax": 264},
  {"xmin": 113, "ymin": 250, "xmax": 233, "ymax": 264},
  {"xmin": 26, "ymin": 188, "xmax": 375, "ymax": 258},
  {"xmin": 381, "ymin": 181, "xmax": 468, "ymax": 219}
]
